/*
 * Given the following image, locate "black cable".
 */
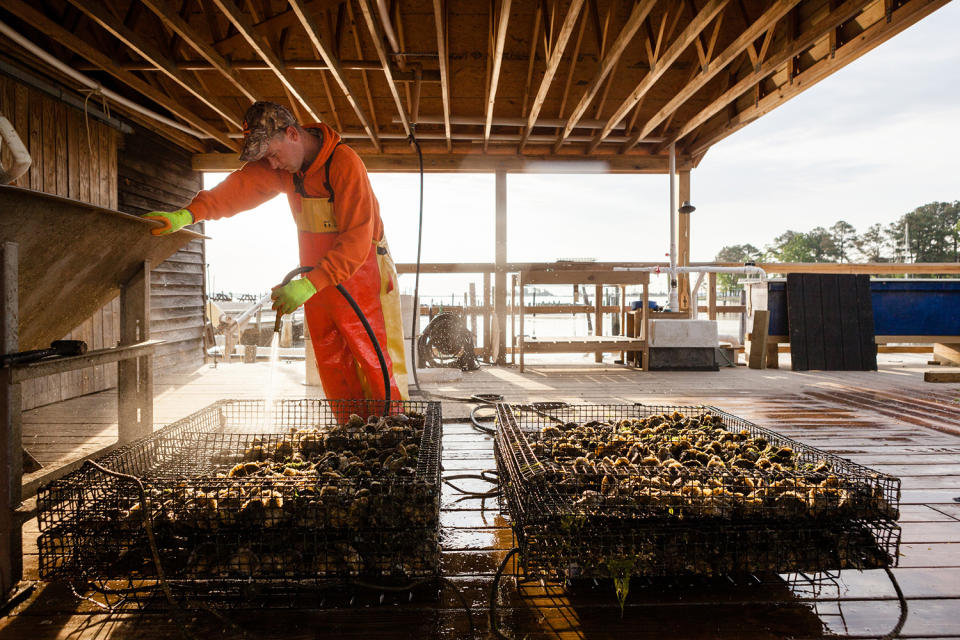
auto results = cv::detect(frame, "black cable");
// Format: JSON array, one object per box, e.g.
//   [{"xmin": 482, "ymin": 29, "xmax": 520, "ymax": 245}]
[
  {"xmin": 880, "ymin": 566, "xmax": 908, "ymax": 640},
  {"xmin": 83, "ymin": 460, "xmax": 199, "ymax": 640},
  {"xmin": 407, "ymin": 129, "xmax": 425, "ymax": 393},
  {"xmin": 336, "ymin": 283, "xmax": 391, "ymax": 416}
]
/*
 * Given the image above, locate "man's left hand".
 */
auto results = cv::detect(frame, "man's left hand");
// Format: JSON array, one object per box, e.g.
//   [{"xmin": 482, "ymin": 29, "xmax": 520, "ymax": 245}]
[{"xmin": 271, "ymin": 278, "xmax": 317, "ymax": 315}]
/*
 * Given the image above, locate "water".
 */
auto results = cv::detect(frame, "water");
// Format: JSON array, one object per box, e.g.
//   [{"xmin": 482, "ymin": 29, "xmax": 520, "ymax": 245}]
[{"xmin": 263, "ymin": 331, "xmax": 281, "ymax": 430}]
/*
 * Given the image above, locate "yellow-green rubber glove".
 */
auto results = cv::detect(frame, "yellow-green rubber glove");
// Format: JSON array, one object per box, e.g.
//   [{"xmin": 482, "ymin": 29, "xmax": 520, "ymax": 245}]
[
  {"xmin": 271, "ymin": 277, "xmax": 318, "ymax": 315},
  {"xmin": 144, "ymin": 208, "xmax": 193, "ymax": 236}
]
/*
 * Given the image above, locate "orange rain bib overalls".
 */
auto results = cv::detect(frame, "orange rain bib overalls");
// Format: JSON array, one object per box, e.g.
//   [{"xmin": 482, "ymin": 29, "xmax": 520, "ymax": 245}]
[
  {"xmin": 186, "ymin": 125, "xmax": 408, "ymax": 415},
  {"xmin": 293, "ymin": 143, "xmax": 408, "ymax": 407}
]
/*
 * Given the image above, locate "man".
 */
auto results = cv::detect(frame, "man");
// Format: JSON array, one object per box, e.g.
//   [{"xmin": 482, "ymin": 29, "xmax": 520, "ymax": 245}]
[{"xmin": 145, "ymin": 102, "xmax": 408, "ymax": 408}]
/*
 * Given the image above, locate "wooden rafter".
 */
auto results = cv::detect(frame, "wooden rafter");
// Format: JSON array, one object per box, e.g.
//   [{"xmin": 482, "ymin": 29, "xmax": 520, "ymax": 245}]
[
  {"xmin": 554, "ymin": 0, "xmax": 657, "ymax": 152},
  {"xmin": 621, "ymin": 0, "xmax": 800, "ymax": 153},
  {"xmin": 289, "ymin": 0, "xmax": 380, "ymax": 149},
  {"xmin": 0, "ymin": 0, "xmax": 237, "ymax": 151},
  {"xmin": 556, "ymin": 0, "xmax": 588, "ymax": 120},
  {"xmin": 591, "ymin": 0, "xmax": 620, "ymax": 120},
  {"xmin": 345, "ymin": 0, "xmax": 380, "ymax": 137},
  {"xmin": 357, "ymin": 0, "xmax": 411, "ymax": 137},
  {"xmin": 392, "ymin": 2, "xmax": 413, "ymax": 116},
  {"xmin": 685, "ymin": 0, "xmax": 949, "ymax": 157},
  {"xmin": 518, "ymin": 0, "xmax": 586, "ymax": 152},
  {"xmin": 213, "ymin": 0, "xmax": 345, "ymax": 55},
  {"xmin": 139, "ymin": 0, "xmax": 258, "ymax": 103},
  {"xmin": 588, "ymin": 0, "xmax": 729, "ymax": 153},
  {"xmin": 432, "ymin": 0, "xmax": 451, "ymax": 151},
  {"xmin": 520, "ymin": 3, "xmax": 543, "ymax": 122},
  {"xmin": 484, "ymin": 0, "xmax": 512, "ymax": 150},
  {"xmin": 209, "ymin": 0, "xmax": 324, "ymax": 122},
  {"xmin": 65, "ymin": 0, "xmax": 244, "ymax": 129},
  {"xmin": 667, "ymin": 0, "xmax": 867, "ymax": 150}
]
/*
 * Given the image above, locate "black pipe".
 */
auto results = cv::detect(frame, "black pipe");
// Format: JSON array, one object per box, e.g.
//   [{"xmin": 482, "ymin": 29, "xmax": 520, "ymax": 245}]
[{"xmin": 275, "ymin": 266, "xmax": 391, "ymax": 415}]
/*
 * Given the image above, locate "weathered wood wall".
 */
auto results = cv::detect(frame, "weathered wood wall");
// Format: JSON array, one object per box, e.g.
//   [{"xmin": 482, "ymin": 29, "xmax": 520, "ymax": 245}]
[
  {"xmin": 117, "ymin": 128, "xmax": 205, "ymax": 375},
  {"xmin": 0, "ymin": 72, "xmax": 121, "ymax": 410}
]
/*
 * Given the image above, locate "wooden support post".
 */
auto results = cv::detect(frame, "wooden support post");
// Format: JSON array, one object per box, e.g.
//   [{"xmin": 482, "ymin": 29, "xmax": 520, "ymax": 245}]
[
  {"xmin": 511, "ymin": 274, "xmax": 517, "ymax": 365},
  {"xmin": 641, "ymin": 280, "xmax": 650, "ymax": 371},
  {"xmin": 708, "ymin": 272, "xmax": 717, "ymax": 320},
  {"xmin": 677, "ymin": 170, "xmax": 691, "ymax": 312},
  {"xmin": 519, "ymin": 273, "xmax": 525, "ymax": 372},
  {"xmin": 483, "ymin": 271, "xmax": 491, "ymax": 361},
  {"xmin": 494, "ymin": 169, "xmax": 507, "ymax": 365},
  {"xmin": 595, "ymin": 283, "xmax": 603, "ymax": 362},
  {"xmin": 0, "ymin": 242, "xmax": 22, "ymax": 599},
  {"xmin": 118, "ymin": 261, "xmax": 153, "ymax": 443},
  {"xmin": 468, "ymin": 282, "xmax": 477, "ymax": 338},
  {"xmin": 303, "ymin": 313, "xmax": 322, "ymax": 386},
  {"xmin": 619, "ymin": 285, "xmax": 626, "ymax": 363},
  {"xmin": 748, "ymin": 309, "xmax": 769, "ymax": 370}
]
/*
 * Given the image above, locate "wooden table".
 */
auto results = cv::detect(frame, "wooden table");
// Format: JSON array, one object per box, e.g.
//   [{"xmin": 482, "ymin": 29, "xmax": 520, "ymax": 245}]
[{"xmin": 519, "ymin": 268, "xmax": 649, "ymax": 372}]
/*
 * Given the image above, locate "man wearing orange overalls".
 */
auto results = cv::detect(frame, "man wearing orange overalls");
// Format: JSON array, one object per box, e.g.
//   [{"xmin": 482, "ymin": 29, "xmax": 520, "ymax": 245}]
[{"xmin": 144, "ymin": 102, "xmax": 408, "ymax": 408}]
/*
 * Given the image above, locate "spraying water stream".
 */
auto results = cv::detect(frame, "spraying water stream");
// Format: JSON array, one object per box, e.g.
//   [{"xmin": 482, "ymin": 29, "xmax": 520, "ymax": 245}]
[{"xmin": 263, "ymin": 330, "xmax": 281, "ymax": 431}]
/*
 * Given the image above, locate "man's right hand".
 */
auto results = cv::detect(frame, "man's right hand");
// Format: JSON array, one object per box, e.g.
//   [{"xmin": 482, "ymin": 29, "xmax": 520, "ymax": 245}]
[{"xmin": 143, "ymin": 208, "xmax": 193, "ymax": 235}]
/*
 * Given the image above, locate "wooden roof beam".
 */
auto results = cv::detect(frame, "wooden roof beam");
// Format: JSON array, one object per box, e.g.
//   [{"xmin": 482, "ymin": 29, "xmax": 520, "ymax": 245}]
[
  {"xmin": 553, "ymin": 0, "xmax": 657, "ymax": 152},
  {"xmin": 138, "ymin": 0, "xmax": 258, "ymax": 103},
  {"xmin": 289, "ymin": 0, "xmax": 380, "ymax": 150},
  {"xmin": 214, "ymin": 0, "xmax": 345, "ymax": 55},
  {"xmin": 193, "ymin": 151, "xmax": 690, "ymax": 174},
  {"xmin": 621, "ymin": 0, "xmax": 801, "ymax": 153},
  {"xmin": 432, "ymin": 0, "xmax": 451, "ymax": 151},
  {"xmin": 356, "ymin": 0, "xmax": 411, "ymax": 137},
  {"xmin": 484, "ymin": 0, "xmax": 512, "ymax": 151},
  {"xmin": 0, "ymin": 0, "xmax": 237, "ymax": 151},
  {"xmin": 64, "ymin": 0, "xmax": 245, "ymax": 129},
  {"xmin": 209, "ymin": 0, "xmax": 325, "ymax": 122},
  {"xmin": 685, "ymin": 0, "xmax": 950, "ymax": 157},
  {"xmin": 519, "ymin": 0, "xmax": 586, "ymax": 152},
  {"xmin": 588, "ymin": 0, "xmax": 729, "ymax": 153},
  {"xmin": 666, "ymin": 0, "xmax": 869, "ymax": 150}
]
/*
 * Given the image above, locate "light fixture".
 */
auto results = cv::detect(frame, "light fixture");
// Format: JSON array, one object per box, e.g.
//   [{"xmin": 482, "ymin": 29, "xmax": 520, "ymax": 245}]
[{"xmin": 678, "ymin": 201, "xmax": 696, "ymax": 214}]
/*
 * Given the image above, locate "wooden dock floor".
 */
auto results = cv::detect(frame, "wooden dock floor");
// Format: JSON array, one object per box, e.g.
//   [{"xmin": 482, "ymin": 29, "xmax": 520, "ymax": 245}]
[{"xmin": 4, "ymin": 355, "xmax": 960, "ymax": 639}]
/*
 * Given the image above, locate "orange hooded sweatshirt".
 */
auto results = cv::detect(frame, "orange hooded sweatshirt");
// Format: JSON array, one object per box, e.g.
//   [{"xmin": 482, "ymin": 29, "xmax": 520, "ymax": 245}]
[{"xmin": 186, "ymin": 123, "xmax": 383, "ymax": 293}]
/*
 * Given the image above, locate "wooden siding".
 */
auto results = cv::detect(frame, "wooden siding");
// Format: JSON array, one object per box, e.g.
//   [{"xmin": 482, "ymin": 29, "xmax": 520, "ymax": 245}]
[
  {"xmin": 0, "ymin": 72, "xmax": 121, "ymax": 410},
  {"xmin": 117, "ymin": 128, "xmax": 205, "ymax": 375}
]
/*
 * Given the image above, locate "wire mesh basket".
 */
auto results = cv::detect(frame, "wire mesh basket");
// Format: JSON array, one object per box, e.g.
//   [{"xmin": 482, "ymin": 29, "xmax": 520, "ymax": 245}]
[
  {"xmin": 495, "ymin": 403, "xmax": 900, "ymax": 523},
  {"xmin": 513, "ymin": 517, "xmax": 900, "ymax": 580},
  {"xmin": 495, "ymin": 402, "xmax": 900, "ymax": 580},
  {"xmin": 37, "ymin": 399, "xmax": 442, "ymax": 598}
]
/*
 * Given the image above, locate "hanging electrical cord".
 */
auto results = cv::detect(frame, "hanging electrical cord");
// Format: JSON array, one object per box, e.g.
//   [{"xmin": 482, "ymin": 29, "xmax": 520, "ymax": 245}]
[{"xmin": 407, "ymin": 128, "xmax": 425, "ymax": 393}]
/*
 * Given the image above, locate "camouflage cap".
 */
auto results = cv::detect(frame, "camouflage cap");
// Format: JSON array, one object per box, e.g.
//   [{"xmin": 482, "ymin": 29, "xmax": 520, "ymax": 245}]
[{"xmin": 239, "ymin": 101, "xmax": 299, "ymax": 162}]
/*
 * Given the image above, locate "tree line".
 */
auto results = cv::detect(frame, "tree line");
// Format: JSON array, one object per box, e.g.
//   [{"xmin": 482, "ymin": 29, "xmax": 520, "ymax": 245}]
[{"xmin": 714, "ymin": 201, "xmax": 959, "ymax": 291}]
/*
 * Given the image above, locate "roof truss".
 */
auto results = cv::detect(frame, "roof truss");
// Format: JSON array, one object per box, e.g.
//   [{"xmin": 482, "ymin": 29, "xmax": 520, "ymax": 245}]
[{"xmin": 0, "ymin": 0, "xmax": 947, "ymax": 170}]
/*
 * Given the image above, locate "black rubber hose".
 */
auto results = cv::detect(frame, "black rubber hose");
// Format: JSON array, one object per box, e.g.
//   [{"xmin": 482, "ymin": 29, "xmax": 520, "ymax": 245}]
[
  {"xmin": 336, "ymin": 283, "xmax": 391, "ymax": 416},
  {"xmin": 277, "ymin": 266, "xmax": 391, "ymax": 415}
]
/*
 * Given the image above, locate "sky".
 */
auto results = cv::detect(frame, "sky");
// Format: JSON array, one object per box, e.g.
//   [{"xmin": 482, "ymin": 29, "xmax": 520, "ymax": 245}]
[{"xmin": 202, "ymin": 3, "xmax": 960, "ymax": 298}]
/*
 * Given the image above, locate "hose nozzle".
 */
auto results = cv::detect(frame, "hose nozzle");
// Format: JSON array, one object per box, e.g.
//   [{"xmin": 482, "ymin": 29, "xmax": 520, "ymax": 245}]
[{"xmin": 273, "ymin": 266, "xmax": 314, "ymax": 333}]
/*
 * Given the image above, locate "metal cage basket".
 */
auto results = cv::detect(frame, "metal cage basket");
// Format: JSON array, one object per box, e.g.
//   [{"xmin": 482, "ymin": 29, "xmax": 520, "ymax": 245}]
[
  {"xmin": 495, "ymin": 403, "xmax": 900, "ymax": 523},
  {"xmin": 36, "ymin": 399, "xmax": 442, "ymax": 594},
  {"xmin": 494, "ymin": 402, "xmax": 900, "ymax": 580}
]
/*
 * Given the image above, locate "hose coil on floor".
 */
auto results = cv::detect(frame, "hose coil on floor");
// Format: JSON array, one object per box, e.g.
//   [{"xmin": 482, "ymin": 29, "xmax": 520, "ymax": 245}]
[{"xmin": 416, "ymin": 312, "xmax": 480, "ymax": 371}]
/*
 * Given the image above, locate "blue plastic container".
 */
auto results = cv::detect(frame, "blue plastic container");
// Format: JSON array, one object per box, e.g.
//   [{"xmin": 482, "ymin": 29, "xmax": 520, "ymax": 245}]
[{"xmin": 763, "ymin": 279, "xmax": 960, "ymax": 337}]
